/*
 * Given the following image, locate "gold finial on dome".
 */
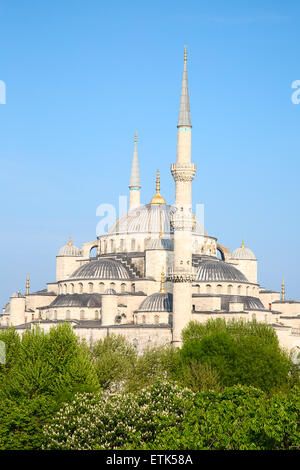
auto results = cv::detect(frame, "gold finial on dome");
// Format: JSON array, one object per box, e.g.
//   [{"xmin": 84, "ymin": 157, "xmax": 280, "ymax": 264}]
[
  {"xmin": 241, "ymin": 240, "xmax": 245, "ymax": 248},
  {"xmin": 134, "ymin": 131, "xmax": 137, "ymax": 143},
  {"xmin": 160, "ymin": 268, "xmax": 166, "ymax": 293},
  {"xmin": 184, "ymin": 45, "xmax": 187, "ymax": 62},
  {"xmin": 68, "ymin": 236, "xmax": 72, "ymax": 246},
  {"xmin": 281, "ymin": 278, "xmax": 285, "ymax": 301},
  {"xmin": 26, "ymin": 273, "xmax": 30, "ymax": 295},
  {"xmin": 150, "ymin": 170, "xmax": 166, "ymax": 205}
]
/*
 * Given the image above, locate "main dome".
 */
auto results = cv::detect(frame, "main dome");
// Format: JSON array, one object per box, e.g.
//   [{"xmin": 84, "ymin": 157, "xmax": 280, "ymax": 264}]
[
  {"xmin": 106, "ymin": 204, "xmax": 207, "ymax": 237},
  {"xmin": 137, "ymin": 292, "xmax": 173, "ymax": 312},
  {"xmin": 196, "ymin": 260, "xmax": 247, "ymax": 282},
  {"xmin": 69, "ymin": 259, "xmax": 131, "ymax": 280}
]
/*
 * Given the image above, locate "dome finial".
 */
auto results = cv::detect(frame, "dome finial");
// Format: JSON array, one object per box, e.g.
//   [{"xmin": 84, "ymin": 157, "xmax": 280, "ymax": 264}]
[
  {"xmin": 134, "ymin": 131, "xmax": 137, "ymax": 143},
  {"xmin": 160, "ymin": 268, "xmax": 166, "ymax": 293},
  {"xmin": 68, "ymin": 235, "xmax": 72, "ymax": 246},
  {"xmin": 26, "ymin": 273, "xmax": 30, "ymax": 295},
  {"xmin": 241, "ymin": 239, "xmax": 245, "ymax": 248},
  {"xmin": 150, "ymin": 169, "xmax": 166, "ymax": 205},
  {"xmin": 184, "ymin": 45, "xmax": 187, "ymax": 62},
  {"xmin": 281, "ymin": 278, "xmax": 285, "ymax": 301}
]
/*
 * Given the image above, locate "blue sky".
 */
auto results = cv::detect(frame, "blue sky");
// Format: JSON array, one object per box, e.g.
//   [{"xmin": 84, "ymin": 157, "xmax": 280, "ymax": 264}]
[{"xmin": 0, "ymin": 0, "xmax": 299, "ymax": 306}]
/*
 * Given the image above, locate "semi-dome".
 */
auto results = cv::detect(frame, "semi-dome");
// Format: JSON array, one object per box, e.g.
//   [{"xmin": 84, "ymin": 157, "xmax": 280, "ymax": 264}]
[
  {"xmin": 231, "ymin": 242, "xmax": 256, "ymax": 260},
  {"xmin": 104, "ymin": 288, "xmax": 117, "ymax": 295},
  {"xmin": 50, "ymin": 294, "xmax": 102, "ymax": 308},
  {"xmin": 137, "ymin": 292, "xmax": 173, "ymax": 312},
  {"xmin": 145, "ymin": 238, "xmax": 174, "ymax": 251},
  {"xmin": 58, "ymin": 237, "xmax": 81, "ymax": 257},
  {"xmin": 69, "ymin": 258, "xmax": 131, "ymax": 280},
  {"xmin": 196, "ymin": 260, "xmax": 247, "ymax": 282},
  {"xmin": 106, "ymin": 204, "xmax": 207, "ymax": 237}
]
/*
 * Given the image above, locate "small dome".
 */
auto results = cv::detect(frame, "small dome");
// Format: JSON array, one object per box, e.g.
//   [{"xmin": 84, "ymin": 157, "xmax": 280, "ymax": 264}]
[
  {"xmin": 11, "ymin": 291, "xmax": 24, "ymax": 298},
  {"xmin": 137, "ymin": 292, "xmax": 173, "ymax": 312},
  {"xmin": 196, "ymin": 260, "xmax": 247, "ymax": 282},
  {"xmin": 50, "ymin": 293, "xmax": 102, "ymax": 308},
  {"xmin": 104, "ymin": 288, "xmax": 117, "ymax": 295},
  {"xmin": 58, "ymin": 237, "xmax": 81, "ymax": 257},
  {"xmin": 69, "ymin": 258, "xmax": 131, "ymax": 280},
  {"xmin": 145, "ymin": 238, "xmax": 173, "ymax": 251},
  {"xmin": 231, "ymin": 246, "xmax": 256, "ymax": 260}
]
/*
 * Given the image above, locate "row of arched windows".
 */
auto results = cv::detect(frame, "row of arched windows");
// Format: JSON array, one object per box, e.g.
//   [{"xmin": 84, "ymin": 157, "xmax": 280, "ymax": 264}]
[
  {"xmin": 47, "ymin": 310, "xmax": 101, "ymax": 321},
  {"xmin": 194, "ymin": 284, "xmax": 257, "ymax": 295},
  {"xmin": 100, "ymin": 238, "xmax": 138, "ymax": 254},
  {"xmin": 60, "ymin": 282, "xmax": 136, "ymax": 295}
]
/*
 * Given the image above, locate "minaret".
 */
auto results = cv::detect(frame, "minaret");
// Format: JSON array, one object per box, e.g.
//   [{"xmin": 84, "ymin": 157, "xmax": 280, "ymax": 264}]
[
  {"xmin": 170, "ymin": 47, "xmax": 196, "ymax": 346},
  {"xmin": 281, "ymin": 278, "xmax": 285, "ymax": 301},
  {"xmin": 26, "ymin": 273, "xmax": 30, "ymax": 295},
  {"xmin": 129, "ymin": 132, "xmax": 141, "ymax": 210}
]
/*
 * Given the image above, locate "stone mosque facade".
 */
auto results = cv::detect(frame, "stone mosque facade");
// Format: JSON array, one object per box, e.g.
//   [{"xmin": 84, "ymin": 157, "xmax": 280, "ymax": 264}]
[{"xmin": 1, "ymin": 50, "xmax": 300, "ymax": 353}]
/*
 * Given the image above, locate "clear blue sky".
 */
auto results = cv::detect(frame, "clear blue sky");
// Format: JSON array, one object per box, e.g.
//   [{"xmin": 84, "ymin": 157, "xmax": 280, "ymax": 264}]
[{"xmin": 0, "ymin": 0, "xmax": 299, "ymax": 307}]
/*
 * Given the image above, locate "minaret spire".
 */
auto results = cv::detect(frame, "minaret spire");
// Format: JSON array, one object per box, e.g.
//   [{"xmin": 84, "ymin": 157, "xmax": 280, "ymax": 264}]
[
  {"xmin": 177, "ymin": 46, "xmax": 192, "ymax": 128},
  {"xmin": 26, "ymin": 273, "xmax": 30, "ymax": 295},
  {"xmin": 129, "ymin": 132, "xmax": 141, "ymax": 210}
]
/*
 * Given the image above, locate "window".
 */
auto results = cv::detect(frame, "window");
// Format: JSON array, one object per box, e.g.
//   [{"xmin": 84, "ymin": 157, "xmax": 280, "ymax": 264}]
[
  {"xmin": 110, "ymin": 239, "xmax": 114, "ymax": 252},
  {"xmin": 237, "ymin": 285, "xmax": 242, "ymax": 295},
  {"xmin": 88, "ymin": 282, "xmax": 93, "ymax": 293},
  {"xmin": 110, "ymin": 282, "xmax": 116, "ymax": 290},
  {"xmin": 54, "ymin": 310, "xmax": 57, "ymax": 320},
  {"xmin": 227, "ymin": 285, "xmax": 233, "ymax": 294},
  {"xmin": 131, "ymin": 283, "xmax": 136, "ymax": 293},
  {"xmin": 246, "ymin": 286, "xmax": 249, "ymax": 295},
  {"xmin": 70, "ymin": 283, "xmax": 74, "ymax": 294},
  {"xmin": 131, "ymin": 239, "xmax": 136, "ymax": 251},
  {"xmin": 66, "ymin": 310, "xmax": 71, "ymax": 320},
  {"xmin": 64, "ymin": 284, "xmax": 67, "ymax": 294},
  {"xmin": 195, "ymin": 284, "xmax": 200, "ymax": 294},
  {"xmin": 121, "ymin": 283, "xmax": 126, "ymax": 293},
  {"xmin": 78, "ymin": 283, "xmax": 83, "ymax": 294},
  {"xmin": 99, "ymin": 282, "xmax": 104, "ymax": 294},
  {"xmin": 154, "ymin": 315, "xmax": 159, "ymax": 324},
  {"xmin": 206, "ymin": 284, "xmax": 211, "ymax": 294},
  {"xmin": 120, "ymin": 239, "xmax": 124, "ymax": 251},
  {"xmin": 80, "ymin": 310, "xmax": 85, "ymax": 320},
  {"xmin": 142, "ymin": 315, "xmax": 146, "ymax": 324},
  {"xmin": 252, "ymin": 313, "xmax": 256, "ymax": 321},
  {"xmin": 95, "ymin": 310, "xmax": 99, "ymax": 320},
  {"xmin": 217, "ymin": 284, "xmax": 222, "ymax": 294}
]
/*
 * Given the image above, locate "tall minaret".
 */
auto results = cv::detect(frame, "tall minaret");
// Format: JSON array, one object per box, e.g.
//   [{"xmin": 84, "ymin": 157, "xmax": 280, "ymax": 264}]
[
  {"xmin": 170, "ymin": 47, "xmax": 196, "ymax": 346},
  {"xmin": 129, "ymin": 132, "xmax": 141, "ymax": 210}
]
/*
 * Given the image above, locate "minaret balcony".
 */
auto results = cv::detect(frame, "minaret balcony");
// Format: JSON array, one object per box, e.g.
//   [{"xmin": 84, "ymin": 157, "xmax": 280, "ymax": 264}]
[{"xmin": 171, "ymin": 163, "xmax": 196, "ymax": 182}]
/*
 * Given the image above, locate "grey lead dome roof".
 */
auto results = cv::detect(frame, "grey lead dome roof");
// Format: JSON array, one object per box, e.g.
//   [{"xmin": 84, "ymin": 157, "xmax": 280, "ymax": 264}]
[
  {"xmin": 137, "ymin": 292, "xmax": 173, "ymax": 312},
  {"xmin": 58, "ymin": 244, "xmax": 81, "ymax": 257},
  {"xmin": 50, "ymin": 294, "xmax": 102, "ymax": 308},
  {"xmin": 231, "ymin": 247, "xmax": 256, "ymax": 260},
  {"xmin": 196, "ymin": 260, "xmax": 247, "ymax": 282},
  {"xmin": 106, "ymin": 204, "xmax": 207, "ymax": 237},
  {"xmin": 69, "ymin": 259, "xmax": 131, "ymax": 280}
]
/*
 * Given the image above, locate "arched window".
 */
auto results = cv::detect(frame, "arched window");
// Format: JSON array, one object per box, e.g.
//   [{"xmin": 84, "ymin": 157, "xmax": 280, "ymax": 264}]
[
  {"xmin": 78, "ymin": 283, "xmax": 83, "ymax": 294},
  {"xmin": 64, "ymin": 283, "xmax": 67, "ymax": 294},
  {"xmin": 237, "ymin": 285, "xmax": 242, "ymax": 295},
  {"xmin": 142, "ymin": 315, "xmax": 146, "ymax": 324},
  {"xmin": 54, "ymin": 310, "xmax": 57, "ymax": 320},
  {"xmin": 88, "ymin": 282, "xmax": 93, "ymax": 293},
  {"xmin": 80, "ymin": 310, "xmax": 85, "ymax": 320},
  {"xmin": 95, "ymin": 310, "xmax": 99, "ymax": 320},
  {"xmin": 131, "ymin": 283, "xmax": 136, "ymax": 293},
  {"xmin": 217, "ymin": 284, "xmax": 222, "ymax": 294},
  {"xmin": 103, "ymin": 240, "xmax": 107, "ymax": 253},
  {"xmin": 195, "ymin": 284, "xmax": 200, "ymax": 294},
  {"xmin": 89, "ymin": 246, "xmax": 97, "ymax": 258},
  {"xmin": 70, "ymin": 283, "xmax": 74, "ymax": 294},
  {"xmin": 252, "ymin": 313, "xmax": 256, "ymax": 321},
  {"xmin": 121, "ymin": 283, "xmax": 126, "ymax": 293},
  {"xmin": 120, "ymin": 239, "xmax": 124, "ymax": 251},
  {"xmin": 131, "ymin": 239, "xmax": 136, "ymax": 251},
  {"xmin": 206, "ymin": 284, "xmax": 211, "ymax": 294},
  {"xmin": 66, "ymin": 310, "xmax": 70, "ymax": 320},
  {"xmin": 99, "ymin": 282, "xmax": 104, "ymax": 294},
  {"xmin": 227, "ymin": 285, "xmax": 233, "ymax": 294},
  {"xmin": 110, "ymin": 282, "xmax": 116, "ymax": 290},
  {"xmin": 154, "ymin": 315, "xmax": 159, "ymax": 324},
  {"xmin": 246, "ymin": 286, "xmax": 249, "ymax": 295},
  {"xmin": 110, "ymin": 239, "xmax": 114, "ymax": 252}
]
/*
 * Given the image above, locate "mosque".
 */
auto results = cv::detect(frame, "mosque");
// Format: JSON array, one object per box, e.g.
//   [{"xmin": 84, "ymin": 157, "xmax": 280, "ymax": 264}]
[{"xmin": 1, "ymin": 49, "xmax": 300, "ymax": 353}]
